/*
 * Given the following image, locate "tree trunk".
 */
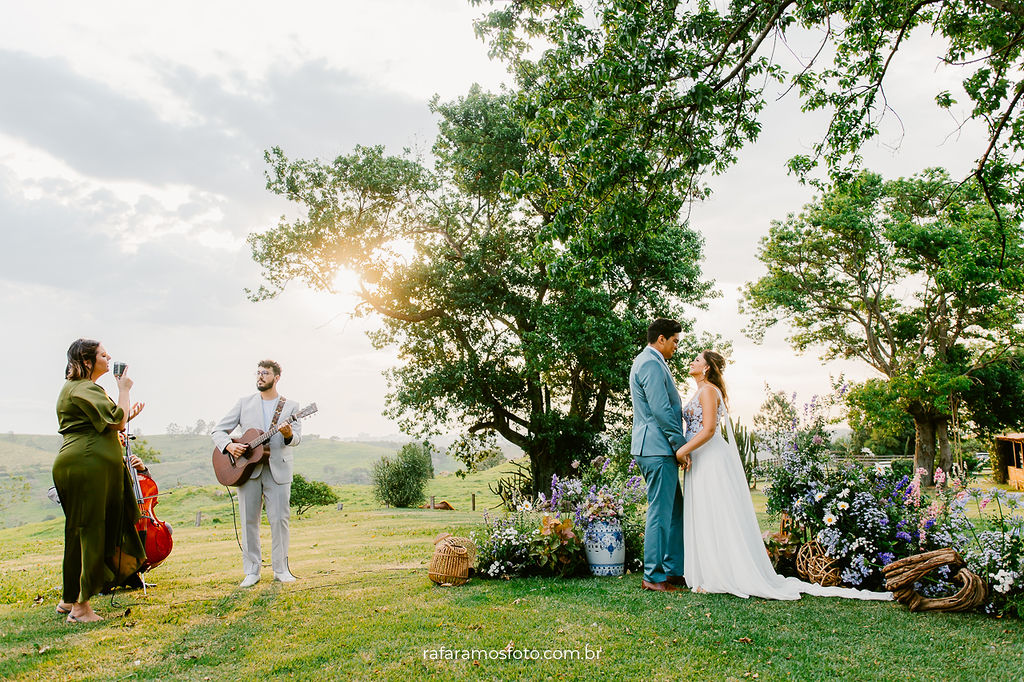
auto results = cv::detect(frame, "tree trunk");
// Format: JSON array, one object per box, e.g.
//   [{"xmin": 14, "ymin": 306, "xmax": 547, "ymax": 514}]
[
  {"xmin": 909, "ymin": 410, "xmax": 938, "ymax": 486},
  {"xmin": 935, "ymin": 419, "xmax": 953, "ymax": 478},
  {"xmin": 528, "ymin": 442, "xmax": 557, "ymax": 500}
]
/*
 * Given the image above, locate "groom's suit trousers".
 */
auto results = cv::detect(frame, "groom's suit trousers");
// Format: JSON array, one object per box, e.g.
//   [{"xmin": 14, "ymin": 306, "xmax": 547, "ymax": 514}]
[{"xmin": 635, "ymin": 455, "xmax": 684, "ymax": 583}]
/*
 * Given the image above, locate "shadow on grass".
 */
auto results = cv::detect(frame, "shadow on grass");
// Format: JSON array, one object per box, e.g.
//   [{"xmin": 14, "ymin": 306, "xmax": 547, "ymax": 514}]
[{"xmin": 138, "ymin": 584, "xmax": 285, "ymax": 678}]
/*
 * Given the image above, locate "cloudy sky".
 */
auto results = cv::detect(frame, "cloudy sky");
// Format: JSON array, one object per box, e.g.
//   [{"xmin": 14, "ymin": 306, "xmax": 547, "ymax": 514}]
[{"xmin": 0, "ymin": 1, "xmax": 988, "ymax": 440}]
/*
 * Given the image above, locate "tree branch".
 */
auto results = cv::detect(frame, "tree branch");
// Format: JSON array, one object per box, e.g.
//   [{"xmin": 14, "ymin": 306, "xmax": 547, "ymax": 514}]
[{"xmin": 978, "ymin": 0, "xmax": 1024, "ymax": 19}]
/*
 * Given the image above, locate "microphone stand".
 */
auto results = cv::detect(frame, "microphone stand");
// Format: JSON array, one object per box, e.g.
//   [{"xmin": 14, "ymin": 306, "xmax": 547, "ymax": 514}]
[{"xmin": 122, "ymin": 404, "xmax": 151, "ymax": 596}]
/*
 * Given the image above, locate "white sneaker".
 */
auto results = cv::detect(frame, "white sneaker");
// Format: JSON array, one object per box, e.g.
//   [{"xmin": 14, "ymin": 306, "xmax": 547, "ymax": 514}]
[
  {"xmin": 239, "ymin": 574, "xmax": 260, "ymax": 588},
  {"xmin": 274, "ymin": 571, "xmax": 297, "ymax": 583}
]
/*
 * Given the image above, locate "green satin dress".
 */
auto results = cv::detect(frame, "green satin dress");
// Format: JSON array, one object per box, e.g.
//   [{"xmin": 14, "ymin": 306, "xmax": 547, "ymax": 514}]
[{"xmin": 52, "ymin": 380, "xmax": 146, "ymax": 603}]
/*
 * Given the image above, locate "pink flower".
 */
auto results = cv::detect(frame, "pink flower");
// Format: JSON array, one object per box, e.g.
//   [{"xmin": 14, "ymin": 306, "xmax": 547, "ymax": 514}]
[
  {"xmin": 934, "ymin": 467, "xmax": 946, "ymax": 486},
  {"xmin": 907, "ymin": 468, "xmax": 925, "ymax": 507}
]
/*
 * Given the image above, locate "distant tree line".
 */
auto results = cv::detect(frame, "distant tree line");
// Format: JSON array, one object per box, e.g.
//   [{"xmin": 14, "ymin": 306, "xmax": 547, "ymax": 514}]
[{"xmin": 166, "ymin": 419, "xmax": 216, "ymax": 436}]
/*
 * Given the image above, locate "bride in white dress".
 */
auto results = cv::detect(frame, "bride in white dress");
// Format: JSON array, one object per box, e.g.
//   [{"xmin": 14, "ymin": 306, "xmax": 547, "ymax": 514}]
[{"xmin": 675, "ymin": 351, "xmax": 892, "ymax": 601}]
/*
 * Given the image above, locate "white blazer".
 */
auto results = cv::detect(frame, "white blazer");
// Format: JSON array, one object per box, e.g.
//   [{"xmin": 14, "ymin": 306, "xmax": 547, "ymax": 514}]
[{"xmin": 211, "ymin": 393, "xmax": 302, "ymax": 485}]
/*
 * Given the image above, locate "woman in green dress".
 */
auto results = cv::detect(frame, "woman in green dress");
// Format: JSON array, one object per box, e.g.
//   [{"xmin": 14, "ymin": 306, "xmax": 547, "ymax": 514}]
[{"xmin": 53, "ymin": 339, "xmax": 146, "ymax": 623}]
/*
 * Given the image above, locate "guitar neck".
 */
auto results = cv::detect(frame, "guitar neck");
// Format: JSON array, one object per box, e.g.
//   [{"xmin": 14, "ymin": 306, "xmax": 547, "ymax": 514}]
[{"xmin": 251, "ymin": 415, "xmax": 294, "ymax": 448}]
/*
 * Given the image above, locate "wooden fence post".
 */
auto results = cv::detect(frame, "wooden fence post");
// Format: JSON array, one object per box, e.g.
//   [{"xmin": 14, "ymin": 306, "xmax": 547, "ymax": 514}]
[
  {"xmin": 430, "ymin": 496, "xmax": 435, "ymax": 509},
  {"xmin": 194, "ymin": 511, "xmax": 202, "ymax": 527},
  {"xmin": 471, "ymin": 493, "xmax": 476, "ymax": 511}
]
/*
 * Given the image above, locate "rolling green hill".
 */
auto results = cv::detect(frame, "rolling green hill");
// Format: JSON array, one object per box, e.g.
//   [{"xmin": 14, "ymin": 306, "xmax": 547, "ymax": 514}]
[{"xmin": 0, "ymin": 433, "xmax": 480, "ymax": 529}]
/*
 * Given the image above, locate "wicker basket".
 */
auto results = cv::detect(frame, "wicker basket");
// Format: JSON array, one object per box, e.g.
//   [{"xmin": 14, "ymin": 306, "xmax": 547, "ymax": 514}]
[
  {"xmin": 428, "ymin": 534, "xmax": 475, "ymax": 586},
  {"xmin": 433, "ymin": 532, "xmax": 476, "ymax": 565},
  {"xmin": 795, "ymin": 541, "xmax": 842, "ymax": 587}
]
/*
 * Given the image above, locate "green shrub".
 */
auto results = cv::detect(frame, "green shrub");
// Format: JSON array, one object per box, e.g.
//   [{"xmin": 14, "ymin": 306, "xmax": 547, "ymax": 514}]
[
  {"xmin": 530, "ymin": 515, "xmax": 585, "ymax": 577},
  {"xmin": 890, "ymin": 458, "xmax": 914, "ymax": 479},
  {"xmin": 621, "ymin": 510, "xmax": 645, "ymax": 573},
  {"xmin": 372, "ymin": 442, "xmax": 434, "ymax": 508},
  {"xmin": 290, "ymin": 473, "xmax": 339, "ymax": 515}
]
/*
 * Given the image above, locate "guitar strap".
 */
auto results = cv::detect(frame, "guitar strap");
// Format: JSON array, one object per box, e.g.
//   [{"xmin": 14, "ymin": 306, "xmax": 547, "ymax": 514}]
[{"xmin": 270, "ymin": 396, "xmax": 286, "ymax": 429}]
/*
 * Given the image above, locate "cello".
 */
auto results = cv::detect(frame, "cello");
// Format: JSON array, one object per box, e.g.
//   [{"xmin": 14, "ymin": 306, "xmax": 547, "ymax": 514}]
[{"xmin": 124, "ymin": 434, "xmax": 174, "ymax": 576}]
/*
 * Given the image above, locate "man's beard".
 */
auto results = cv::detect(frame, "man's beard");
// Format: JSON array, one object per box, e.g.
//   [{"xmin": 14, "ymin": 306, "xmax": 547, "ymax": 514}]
[{"xmin": 257, "ymin": 379, "xmax": 275, "ymax": 392}]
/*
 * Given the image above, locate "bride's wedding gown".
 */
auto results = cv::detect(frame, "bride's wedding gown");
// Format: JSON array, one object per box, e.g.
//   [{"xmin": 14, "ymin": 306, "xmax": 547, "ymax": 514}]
[{"xmin": 682, "ymin": 388, "xmax": 892, "ymax": 601}]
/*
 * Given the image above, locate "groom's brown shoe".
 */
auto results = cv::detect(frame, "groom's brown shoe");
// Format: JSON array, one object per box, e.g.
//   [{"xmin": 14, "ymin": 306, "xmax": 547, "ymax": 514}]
[
  {"xmin": 641, "ymin": 579, "xmax": 680, "ymax": 592},
  {"xmin": 666, "ymin": 575, "xmax": 687, "ymax": 587}
]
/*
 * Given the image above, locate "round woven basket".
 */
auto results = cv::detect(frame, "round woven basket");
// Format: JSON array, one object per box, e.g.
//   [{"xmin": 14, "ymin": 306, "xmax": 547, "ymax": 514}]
[
  {"xmin": 428, "ymin": 534, "xmax": 475, "ymax": 586},
  {"xmin": 433, "ymin": 532, "xmax": 476, "ymax": 565},
  {"xmin": 796, "ymin": 541, "xmax": 842, "ymax": 587}
]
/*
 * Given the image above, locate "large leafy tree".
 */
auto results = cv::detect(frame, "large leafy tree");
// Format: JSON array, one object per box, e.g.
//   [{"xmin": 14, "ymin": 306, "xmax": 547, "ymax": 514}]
[
  {"xmin": 247, "ymin": 88, "xmax": 712, "ymax": 496},
  {"xmin": 472, "ymin": 0, "xmax": 1024, "ymax": 251},
  {"xmin": 844, "ymin": 354, "xmax": 1024, "ymax": 463},
  {"xmin": 842, "ymin": 379, "xmax": 917, "ymax": 461},
  {"xmin": 743, "ymin": 169, "xmax": 1024, "ymax": 483}
]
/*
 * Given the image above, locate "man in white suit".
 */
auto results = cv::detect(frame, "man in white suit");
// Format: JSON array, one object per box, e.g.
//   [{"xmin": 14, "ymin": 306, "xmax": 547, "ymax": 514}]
[{"xmin": 211, "ymin": 359, "xmax": 302, "ymax": 587}]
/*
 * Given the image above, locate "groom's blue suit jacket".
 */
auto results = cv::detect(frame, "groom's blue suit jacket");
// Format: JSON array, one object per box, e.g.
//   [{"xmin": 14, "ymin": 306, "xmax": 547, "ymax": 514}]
[{"xmin": 630, "ymin": 346, "xmax": 687, "ymax": 457}]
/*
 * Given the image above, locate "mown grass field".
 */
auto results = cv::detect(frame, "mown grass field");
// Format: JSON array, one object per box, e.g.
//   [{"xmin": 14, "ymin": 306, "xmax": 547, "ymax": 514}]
[{"xmin": 2, "ymin": 464, "xmax": 1023, "ymax": 681}]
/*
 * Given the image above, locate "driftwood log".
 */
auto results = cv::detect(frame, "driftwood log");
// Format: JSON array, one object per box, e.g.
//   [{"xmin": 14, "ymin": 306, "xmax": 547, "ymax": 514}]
[{"xmin": 882, "ymin": 548, "xmax": 988, "ymax": 612}]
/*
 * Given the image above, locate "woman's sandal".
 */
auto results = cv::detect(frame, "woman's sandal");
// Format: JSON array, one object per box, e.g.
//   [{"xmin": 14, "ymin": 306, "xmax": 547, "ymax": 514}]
[
  {"xmin": 66, "ymin": 613, "xmax": 102, "ymax": 624},
  {"xmin": 55, "ymin": 604, "xmax": 71, "ymax": 615}
]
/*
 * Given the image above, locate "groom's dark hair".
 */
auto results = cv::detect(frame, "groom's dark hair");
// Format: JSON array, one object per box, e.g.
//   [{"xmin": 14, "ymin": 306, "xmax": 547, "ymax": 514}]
[{"xmin": 647, "ymin": 318, "xmax": 682, "ymax": 344}]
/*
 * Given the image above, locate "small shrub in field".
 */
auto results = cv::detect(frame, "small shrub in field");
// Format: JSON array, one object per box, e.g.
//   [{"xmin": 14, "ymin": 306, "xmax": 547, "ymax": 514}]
[
  {"xmin": 372, "ymin": 442, "xmax": 434, "ymax": 507},
  {"xmin": 290, "ymin": 473, "xmax": 339, "ymax": 515}
]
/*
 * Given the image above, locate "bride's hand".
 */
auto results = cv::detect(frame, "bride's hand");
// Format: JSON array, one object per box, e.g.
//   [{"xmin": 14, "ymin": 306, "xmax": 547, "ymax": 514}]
[{"xmin": 675, "ymin": 447, "xmax": 691, "ymax": 470}]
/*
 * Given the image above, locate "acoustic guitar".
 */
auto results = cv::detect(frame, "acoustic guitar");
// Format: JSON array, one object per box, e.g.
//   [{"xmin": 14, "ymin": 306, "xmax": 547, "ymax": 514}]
[{"xmin": 211, "ymin": 403, "xmax": 318, "ymax": 486}]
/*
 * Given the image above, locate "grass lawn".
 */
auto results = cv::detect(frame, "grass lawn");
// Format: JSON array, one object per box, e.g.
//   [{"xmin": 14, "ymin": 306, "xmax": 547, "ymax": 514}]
[{"xmin": 1, "ymin": 474, "xmax": 1022, "ymax": 681}]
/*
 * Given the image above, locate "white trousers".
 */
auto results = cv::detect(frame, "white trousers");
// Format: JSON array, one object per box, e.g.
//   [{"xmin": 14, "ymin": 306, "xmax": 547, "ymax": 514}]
[{"xmin": 237, "ymin": 473, "xmax": 290, "ymax": 575}]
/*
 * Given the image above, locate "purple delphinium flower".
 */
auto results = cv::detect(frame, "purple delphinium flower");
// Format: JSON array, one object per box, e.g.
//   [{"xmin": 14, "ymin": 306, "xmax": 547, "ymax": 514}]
[{"xmin": 896, "ymin": 531, "xmax": 912, "ymax": 542}]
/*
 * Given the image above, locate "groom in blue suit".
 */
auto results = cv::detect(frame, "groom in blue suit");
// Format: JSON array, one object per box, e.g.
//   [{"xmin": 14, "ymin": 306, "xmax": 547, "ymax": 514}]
[{"xmin": 630, "ymin": 318, "xmax": 688, "ymax": 591}]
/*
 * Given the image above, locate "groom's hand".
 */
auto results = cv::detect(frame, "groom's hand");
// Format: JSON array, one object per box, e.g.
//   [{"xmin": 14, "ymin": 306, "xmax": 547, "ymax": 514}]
[{"xmin": 675, "ymin": 447, "xmax": 691, "ymax": 471}]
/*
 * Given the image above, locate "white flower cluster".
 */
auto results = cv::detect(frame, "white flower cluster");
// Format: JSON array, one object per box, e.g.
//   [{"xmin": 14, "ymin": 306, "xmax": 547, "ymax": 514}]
[
  {"xmin": 848, "ymin": 536, "xmax": 875, "ymax": 554},
  {"xmin": 993, "ymin": 569, "xmax": 1019, "ymax": 594},
  {"xmin": 487, "ymin": 560, "xmax": 516, "ymax": 577}
]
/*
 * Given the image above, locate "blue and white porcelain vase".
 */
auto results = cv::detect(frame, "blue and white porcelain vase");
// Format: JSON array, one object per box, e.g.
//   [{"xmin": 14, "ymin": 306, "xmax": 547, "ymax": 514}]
[{"xmin": 583, "ymin": 518, "xmax": 625, "ymax": 576}]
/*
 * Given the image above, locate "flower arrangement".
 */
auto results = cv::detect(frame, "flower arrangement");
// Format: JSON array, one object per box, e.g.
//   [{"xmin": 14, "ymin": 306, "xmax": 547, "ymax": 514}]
[
  {"xmin": 530, "ymin": 515, "xmax": 585, "ymax": 577},
  {"xmin": 538, "ymin": 456, "xmax": 646, "ymax": 527},
  {"xmin": 471, "ymin": 507, "xmax": 538, "ymax": 579},
  {"xmin": 473, "ymin": 453, "xmax": 650, "ymax": 578},
  {"xmin": 933, "ymin": 485, "xmax": 1024, "ymax": 617},
  {"xmin": 762, "ymin": 434, "xmax": 1024, "ymax": 616}
]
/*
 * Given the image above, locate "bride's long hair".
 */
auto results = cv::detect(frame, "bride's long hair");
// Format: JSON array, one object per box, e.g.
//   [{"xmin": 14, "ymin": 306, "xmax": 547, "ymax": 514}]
[{"xmin": 702, "ymin": 350, "xmax": 729, "ymax": 408}]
